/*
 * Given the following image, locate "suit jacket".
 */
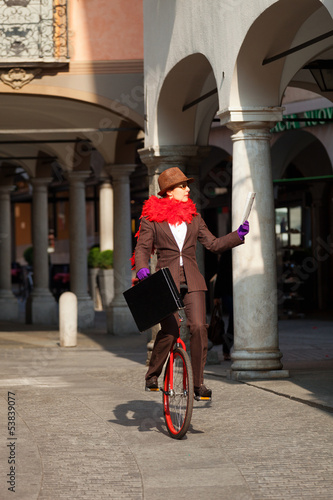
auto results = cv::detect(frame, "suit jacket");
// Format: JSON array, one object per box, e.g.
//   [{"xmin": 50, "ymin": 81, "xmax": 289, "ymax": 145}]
[{"xmin": 134, "ymin": 214, "xmax": 243, "ymax": 292}]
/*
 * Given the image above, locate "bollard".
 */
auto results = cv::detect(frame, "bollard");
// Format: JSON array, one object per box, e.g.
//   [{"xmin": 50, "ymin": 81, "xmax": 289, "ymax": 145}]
[{"xmin": 59, "ymin": 292, "xmax": 77, "ymax": 347}]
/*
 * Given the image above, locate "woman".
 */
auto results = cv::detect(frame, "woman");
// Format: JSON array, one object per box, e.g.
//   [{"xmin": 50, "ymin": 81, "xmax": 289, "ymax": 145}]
[{"xmin": 133, "ymin": 167, "xmax": 249, "ymax": 400}]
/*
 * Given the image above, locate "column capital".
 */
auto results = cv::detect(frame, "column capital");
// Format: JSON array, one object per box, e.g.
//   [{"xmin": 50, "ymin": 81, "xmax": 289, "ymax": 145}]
[
  {"xmin": 98, "ymin": 166, "xmax": 112, "ymax": 182},
  {"xmin": 31, "ymin": 177, "xmax": 53, "ymax": 188},
  {"xmin": 67, "ymin": 170, "xmax": 90, "ymax": 183},
  {"xmin": 228, "ymin": 124, "xmax": 273, "ymax": 143},
  {"xmin": 99, "ymin": 176, "xmax": 112, "ymax": 187},
  {"xmin": 0, "ymin": 184, "xmax": 15, "ymax": 195},
  {"xmin": 106, "ymin": 164, "xmax": 136, "ymax": 179},
  {"xmin": 139, "ymin": 145, "xmax": 199, "ymax": 172},
  {"xmin": 218, "ymin": 106, "xmax": 284, "ymax": 130}
]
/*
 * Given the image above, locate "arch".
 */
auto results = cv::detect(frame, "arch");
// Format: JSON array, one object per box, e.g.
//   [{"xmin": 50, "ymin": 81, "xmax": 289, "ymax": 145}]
[
  {"xmin": 230, "ymin": 0, "xmax": 333, "ymax": 108},
  {"xmin": 156, "ymin": 53, "xmax": 218, "ymax": 146},
  {"xmin": 272, "ymin": 126, "xmax": 332, "ymax": 311},
  {"xmin": 0, "ymin": 84, "xmax": 144, "ymax": 128},
  {"xmin": 0, "ymin": 87, "xmax": 144, "ymax": 174},
  {"xmin": 272, "ymin": 128, "xmax": 332, "ymax": 179}
]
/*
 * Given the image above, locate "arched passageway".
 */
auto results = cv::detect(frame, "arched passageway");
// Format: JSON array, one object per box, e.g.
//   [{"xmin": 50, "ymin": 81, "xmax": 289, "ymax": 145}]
[
  {"xmin": 1, "ymin": 89, "xmax": 144, "ymax": 330},
  {"xmin": 272, "ymin": 128, "xmax": 333, "ymax": 313}
]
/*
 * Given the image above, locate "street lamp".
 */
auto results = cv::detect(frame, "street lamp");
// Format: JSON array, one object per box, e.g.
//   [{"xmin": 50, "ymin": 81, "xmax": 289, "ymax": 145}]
[{"xmin": 304, "ymin": 60, "xmax": 333, "ymax": 92}]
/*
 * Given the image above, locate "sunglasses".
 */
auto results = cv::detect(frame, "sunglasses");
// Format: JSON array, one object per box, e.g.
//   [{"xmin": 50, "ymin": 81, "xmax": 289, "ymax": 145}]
[{"xmin": 175, "ymin": 182, "xmax": 189, "ymax": 190}]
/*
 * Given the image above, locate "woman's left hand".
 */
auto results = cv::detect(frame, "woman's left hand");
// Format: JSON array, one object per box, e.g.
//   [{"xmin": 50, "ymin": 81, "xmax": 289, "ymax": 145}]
[{"xmin": 137, "ymin": 268, "xmax": 150, "ymax": 280}]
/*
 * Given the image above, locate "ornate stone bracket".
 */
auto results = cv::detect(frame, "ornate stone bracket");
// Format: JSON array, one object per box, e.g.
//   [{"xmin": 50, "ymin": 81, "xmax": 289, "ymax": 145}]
[{"xmin": 0, "ymin": 67, "xmax": 42, "ymax": 89}]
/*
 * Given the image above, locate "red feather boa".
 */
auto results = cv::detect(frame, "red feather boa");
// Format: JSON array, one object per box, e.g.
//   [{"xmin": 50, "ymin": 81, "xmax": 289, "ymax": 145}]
[
  {"xmin": 131, "ymin": 196, "xmax": 198, "ymax": 269},
  {"xmin": 140, "ymin": 195, "xmax": 197, "ymax": 226}
]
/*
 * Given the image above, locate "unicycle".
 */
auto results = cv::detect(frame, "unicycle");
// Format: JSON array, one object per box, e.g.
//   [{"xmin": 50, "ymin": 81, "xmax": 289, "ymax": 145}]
[{"xmin": 161, "ymin": 325, "xmax": 194, "ymax": 439}]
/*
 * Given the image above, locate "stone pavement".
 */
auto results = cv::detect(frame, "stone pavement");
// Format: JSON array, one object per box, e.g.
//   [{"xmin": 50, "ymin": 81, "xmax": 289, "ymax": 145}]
[{"xmin": 0, "ymin": 314, "xmax": 332, "ymax": 499}]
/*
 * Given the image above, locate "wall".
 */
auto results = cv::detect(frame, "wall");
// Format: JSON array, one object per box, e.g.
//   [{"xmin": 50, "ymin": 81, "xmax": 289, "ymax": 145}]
[{"xmin": 69, "ymin": 0, "xmax": 144, "ymax": 61}]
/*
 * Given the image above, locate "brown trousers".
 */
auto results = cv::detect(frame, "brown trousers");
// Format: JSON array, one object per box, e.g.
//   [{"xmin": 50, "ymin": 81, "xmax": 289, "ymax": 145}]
[{"xmin": 145, "ymin": 267, "xmax": 208, "ymax": 388}]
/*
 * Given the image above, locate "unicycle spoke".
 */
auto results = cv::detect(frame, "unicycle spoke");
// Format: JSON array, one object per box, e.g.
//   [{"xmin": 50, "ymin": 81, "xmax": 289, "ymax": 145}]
[{"xmin": 163, "ymin": 347, "xmax": 194, "ymax": 439}]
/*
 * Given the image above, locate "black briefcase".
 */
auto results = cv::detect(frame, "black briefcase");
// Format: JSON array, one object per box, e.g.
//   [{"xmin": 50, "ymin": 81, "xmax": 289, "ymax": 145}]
[{"xmin": 123, "ymin": 267, "xmax": 184, "ymax": 332}]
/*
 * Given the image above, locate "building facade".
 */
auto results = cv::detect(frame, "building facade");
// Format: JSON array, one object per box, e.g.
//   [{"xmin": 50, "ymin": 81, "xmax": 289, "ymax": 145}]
[
  {"xmin": 1, "ymin": 0, "xmax": 332, "ymax": 380},
  {"xmin": 0, "ymin": 0, "xmax": 144, "ymax": 333},
  {"xmin": 142, "ymin": 0, "xmax": 333, "ymax": 379}
]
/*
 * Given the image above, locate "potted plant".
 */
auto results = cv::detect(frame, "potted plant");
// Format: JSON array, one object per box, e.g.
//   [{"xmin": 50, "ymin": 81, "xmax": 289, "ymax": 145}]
[
  {"xmin": 97, "ymin": 249, "xmax": 114, "ymax": 311},
  {"xmin": 87, "ymin": 246, "xmax": 102, "ymax": 311},
  {"xmin": 98, "ymin": 249, "xmax": 113, "ymax": 269},
  {"xmin": 88, "ymin": 246, "xmax": 100, "ymax": 269},
  {"xmin": 23, "ymin": 246, "xmax": 33, "ymax": 267}
]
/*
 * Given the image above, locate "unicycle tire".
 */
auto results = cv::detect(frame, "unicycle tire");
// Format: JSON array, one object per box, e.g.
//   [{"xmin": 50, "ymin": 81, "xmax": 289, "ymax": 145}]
[{"xmin": 163, "ymin": 347, "xmax": 194, "ymax": 439}]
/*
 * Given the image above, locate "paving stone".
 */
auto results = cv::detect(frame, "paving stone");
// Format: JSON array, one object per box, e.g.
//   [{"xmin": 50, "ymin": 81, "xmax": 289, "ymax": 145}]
[{"xmin": 0, "ymin": 316, "xmax": 332, "ymax": 498}]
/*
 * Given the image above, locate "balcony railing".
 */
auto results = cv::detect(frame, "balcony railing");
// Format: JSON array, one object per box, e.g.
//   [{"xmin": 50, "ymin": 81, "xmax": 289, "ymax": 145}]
[{"xmin": 0, "ymin": 0, "xmax": 69, "ymax": 64}]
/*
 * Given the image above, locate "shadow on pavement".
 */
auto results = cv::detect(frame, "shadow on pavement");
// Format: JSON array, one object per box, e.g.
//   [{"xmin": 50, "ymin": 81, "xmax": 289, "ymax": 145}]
[{"xmin": 108, "ymin": 399, "xmax": 168, "ymax": 436}]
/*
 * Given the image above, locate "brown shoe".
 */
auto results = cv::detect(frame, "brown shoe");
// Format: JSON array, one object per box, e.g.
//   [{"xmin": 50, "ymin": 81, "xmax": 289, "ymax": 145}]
[
  {"xmin": 145, "ymin": 376, "xmax": 159, "ymax": 391},
  {"xmin": 194, "ymin": 384, "xmax": 212, "ymax": 401}
]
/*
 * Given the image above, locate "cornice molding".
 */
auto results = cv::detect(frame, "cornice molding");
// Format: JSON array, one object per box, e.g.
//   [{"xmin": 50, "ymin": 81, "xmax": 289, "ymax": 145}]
[
  {"xmin": 0, "ymin": 60, "xmax": 143, "ymax": 89},
  {"xmin": 66, "ymin": 60, "xmax": 143, "ymax": 75}
]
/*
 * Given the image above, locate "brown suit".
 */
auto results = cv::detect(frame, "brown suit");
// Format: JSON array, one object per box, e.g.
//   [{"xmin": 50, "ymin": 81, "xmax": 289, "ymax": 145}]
[
  {"xmin": 135, "ymin": 214, "xmax": 243, "ymax": 291},
  {"xmin": 135, "ymin": 213, "xmax": 243, "ymax": 387}
]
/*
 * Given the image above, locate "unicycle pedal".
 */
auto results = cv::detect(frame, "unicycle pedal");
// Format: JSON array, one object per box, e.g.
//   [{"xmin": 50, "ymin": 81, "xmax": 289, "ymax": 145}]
[
  {"xmin": 145, "ymin": 386, "xmax": 160, "ymax": 392},
  {"xmin": 194, "ymin": 394, "xmax": 212, "ymax": 401},
  {"xmin": 194, "ymin": 385, "xmax": 212, "ymax": 401}
]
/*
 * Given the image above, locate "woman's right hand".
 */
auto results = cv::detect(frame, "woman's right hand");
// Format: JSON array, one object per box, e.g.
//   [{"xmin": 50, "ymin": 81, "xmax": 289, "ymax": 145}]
[
  {"xmin": 237, "ymin": 220, "xmax": 250, "ymax": 240},
  {"xmin": 137, "ymin": 268, "xmax": 150, "ymax": 280}
]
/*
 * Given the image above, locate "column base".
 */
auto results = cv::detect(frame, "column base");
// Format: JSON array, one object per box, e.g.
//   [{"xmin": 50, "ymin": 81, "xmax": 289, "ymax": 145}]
[
  {"xmin": 0, "ymin": 293, "xmax": 18, "ymax": 321},
  {"xmin": 77, "ymin": 296, "xmax": 95, "ymax": 330},
  {"xmin": 106, "ymin": 297, "xmax": 138, "ymax": 336},
  {"xmin": 229, "ymin": 349, "xmax": 289, "ymax": 380},
  {"xmin": 231, "ymin": 349, "xmax": 284, "ymax": 370},
  {"xmin": 26, "ymin": 290, "xmax": 58, "ymax": 325},
  {"xmin": 228, "ymin": 369, "xmax": 289, "ymax": 381}
]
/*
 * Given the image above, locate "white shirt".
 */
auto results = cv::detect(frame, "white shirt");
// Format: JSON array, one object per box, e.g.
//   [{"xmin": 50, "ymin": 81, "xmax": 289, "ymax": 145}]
[{"xmin": 169, "ymin": 222, "xmax": 187, "ymax": 266}]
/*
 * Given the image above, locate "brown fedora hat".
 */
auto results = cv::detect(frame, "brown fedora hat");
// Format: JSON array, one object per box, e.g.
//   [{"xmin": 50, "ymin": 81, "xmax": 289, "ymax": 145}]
[{"xmin": 158, "ymin": 167, "xmax": 194, "ymax": 196}]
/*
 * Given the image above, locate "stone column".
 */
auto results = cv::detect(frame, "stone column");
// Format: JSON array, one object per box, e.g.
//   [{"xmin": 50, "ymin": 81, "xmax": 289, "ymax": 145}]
[
  {"xmin": 0, "ymin": 184, "xmax": 18, "ymax": 320},
  {"xmin": 68, "ymin": 171, "xmax": 94, "ymax": 329},
  {"xmin": 99, "ymin": 176, "xmax": 114, "ymax": 252},
  {"xmin": 26, "ymin": 177, "xmax": 57, "ymax": 325},
  {"xmin": 219, "ymin": 107, "xmax": 289, "ymax": 379},
  {"xmin": 107, "ymin": 164, "xmax": 137, "ymax": 336},
  {"xmin": 94, "ymin": 173, "xmax": 115, "ymax": 312}
]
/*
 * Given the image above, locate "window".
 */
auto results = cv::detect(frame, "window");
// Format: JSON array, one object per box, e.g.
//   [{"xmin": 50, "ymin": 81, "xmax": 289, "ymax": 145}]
[
  {"xmin": 0, "ymin": 0, "xmax": 68, "ymax": 62},
  {"xmin": 275, "ymin": 206, "xmax": 302, "ymax": 248}
]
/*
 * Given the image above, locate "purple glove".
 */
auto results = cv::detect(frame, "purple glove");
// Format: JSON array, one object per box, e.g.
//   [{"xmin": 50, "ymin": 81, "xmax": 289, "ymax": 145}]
[
  {"xmin": 137, "ymin": 268, "xmax": 150, "ymax": 280},
  {"xmin": 237, "ymin": 221, "xmax": 249, "ymax": 241}
]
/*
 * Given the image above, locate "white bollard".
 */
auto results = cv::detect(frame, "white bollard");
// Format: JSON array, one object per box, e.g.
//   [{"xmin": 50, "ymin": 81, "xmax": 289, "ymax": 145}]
[{"xmin": 59, "ymin": 292, "xmax": 77, "ymax": 347}]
